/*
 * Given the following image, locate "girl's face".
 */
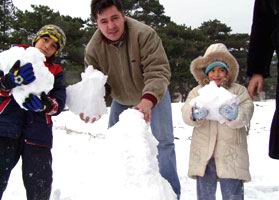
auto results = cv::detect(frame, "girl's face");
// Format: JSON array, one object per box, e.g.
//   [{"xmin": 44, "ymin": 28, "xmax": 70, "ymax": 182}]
[
  {"xmin": 207, "ymin": 66, "xmax": 228, "ymax": 87},
  {"xmin": 35, "ymin": 36, "xmax": 58, "ymax": 58}
]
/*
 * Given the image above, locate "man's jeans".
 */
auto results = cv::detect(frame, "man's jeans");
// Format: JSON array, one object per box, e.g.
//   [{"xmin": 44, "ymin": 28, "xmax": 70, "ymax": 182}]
[
  {"xmin": 197, "ymin": 158, "xmax": 244, "ymax": 200},
  {"xmin": 108, "ymin": 90, "xmax": 181, "ymax": 198}
]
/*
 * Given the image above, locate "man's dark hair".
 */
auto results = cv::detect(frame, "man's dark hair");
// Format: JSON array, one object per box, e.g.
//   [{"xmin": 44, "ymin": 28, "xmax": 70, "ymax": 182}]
[{"xmin": 91, "ymin": 0, "xmax": 123, "ymax": 21}]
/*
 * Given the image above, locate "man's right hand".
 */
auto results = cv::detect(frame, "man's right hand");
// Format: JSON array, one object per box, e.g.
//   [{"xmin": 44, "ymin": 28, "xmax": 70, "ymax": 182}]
[
  {"xmin": 134, "ymin": 98, "xmax": 153, "ymax": 122},
  {"xmin": 79, "ymin": 113, "xmax": 99, "ymax": 123},
  {"xmin": 247, "ymin": 74, "xmax": 264, "ymax": 99}
]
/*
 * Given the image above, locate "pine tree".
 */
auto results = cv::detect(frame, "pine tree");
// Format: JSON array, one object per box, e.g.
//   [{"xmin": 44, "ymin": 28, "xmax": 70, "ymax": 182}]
[
  {"xmin": 0, "ymin": 0, "xmax": 15, "ymax": 50},
  {"xmin": 122, "ymin": 0, "xmax": 170, "ymax": 28}
]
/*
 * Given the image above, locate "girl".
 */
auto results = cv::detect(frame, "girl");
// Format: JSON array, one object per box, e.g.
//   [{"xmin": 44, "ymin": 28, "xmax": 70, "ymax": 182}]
[{"xmin": 181, "ymin": 43, "xmax": 254, "ymax": 200}]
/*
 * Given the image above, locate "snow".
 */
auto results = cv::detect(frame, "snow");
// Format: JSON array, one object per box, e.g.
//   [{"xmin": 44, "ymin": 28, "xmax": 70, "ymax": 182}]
[
  {"xmin": 2, "ymin": 99, "xmax": 279, "ymax": 200},
  {"xmin": 66, "ymin": 66, "xmax": 107, "ymax": 119},
  {"xmin": 89, "ymin": 108, "xmax": 176, "ymax": 200},
  {"xmin": 190, "ymin": 81, "xmax": 238, "ymax": 122},
  {"xmin": 0, "ymin": 46, "xmax": 54, "ymax": 108}
]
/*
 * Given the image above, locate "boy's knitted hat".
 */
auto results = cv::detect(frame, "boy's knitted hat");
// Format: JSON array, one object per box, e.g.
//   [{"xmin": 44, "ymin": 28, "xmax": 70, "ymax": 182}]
[
  {"xmin": 205, "ymin": 61, "xmax": 229, "ymax": 75},
  {"xmin": 32, "ymin": 24, "xmax": 66, "ymax": 55},
  {"xmin": 190, "ymin": 43, "xmax": 239, "ymax": 87}
]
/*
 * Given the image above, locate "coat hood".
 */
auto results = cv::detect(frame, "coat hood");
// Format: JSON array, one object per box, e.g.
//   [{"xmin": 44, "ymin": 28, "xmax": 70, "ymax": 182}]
[{"xmin": 190, "ymin": 43, "xmax": 239, "ymax": 88}]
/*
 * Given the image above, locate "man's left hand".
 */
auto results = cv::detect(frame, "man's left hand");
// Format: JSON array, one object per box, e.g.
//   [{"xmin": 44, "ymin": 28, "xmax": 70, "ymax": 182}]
[
  {"xmin": 134, "ymin": 99, "xmax": 153, "ymax": 122},
  {"xmin": 79, "ymin": 113, "xmax": 99, "ymax": 123}
]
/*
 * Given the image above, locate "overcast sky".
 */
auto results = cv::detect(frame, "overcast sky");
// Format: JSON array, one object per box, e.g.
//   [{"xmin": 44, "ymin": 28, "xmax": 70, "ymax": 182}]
[{"xmin": 13, "ymin": 0, "xmax": 255, "ymax": 34}]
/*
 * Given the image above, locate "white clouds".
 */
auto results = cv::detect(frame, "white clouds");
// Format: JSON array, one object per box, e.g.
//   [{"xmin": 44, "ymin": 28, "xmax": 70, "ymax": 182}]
[
  {"xmin": 13, "ymin": 0, "xmax": 91, "ymax": 20},
  {"xmin": 13, "ymin": 0, "xmax": 254, "ymax": 33},
  {"xmin": 159, "ymin": 0, "xmax": 254, "ymax": 33}
]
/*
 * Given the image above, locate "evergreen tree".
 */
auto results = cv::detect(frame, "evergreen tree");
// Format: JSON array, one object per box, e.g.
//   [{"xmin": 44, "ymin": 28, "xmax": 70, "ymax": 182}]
[
  {"xmin": 11, "ymin": 5, "xmax": 62, "ymax": 45},
  {"xmin": 6, "ymin": 2, "xmax": 275, "ymax": 98},
  {"xmin": 199, "ymin": 19, "xmax": 231, "ymax": 42},
  {"xmin": 0, "ymin": 0, "xmax": 16, "ymax": 50},
  {"xmin": 11, "ymin": 5, "xmax": 91, "ymax": 85},
  {"xmin": 122, "ymin": 0, "xmax": 170, "ymax": 28}
]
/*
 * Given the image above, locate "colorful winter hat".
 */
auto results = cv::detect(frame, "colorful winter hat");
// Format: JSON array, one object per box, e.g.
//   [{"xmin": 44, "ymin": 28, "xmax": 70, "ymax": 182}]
[{"xmin": 32, "ymin": 24, "xmax": 66, "ymax": 55}]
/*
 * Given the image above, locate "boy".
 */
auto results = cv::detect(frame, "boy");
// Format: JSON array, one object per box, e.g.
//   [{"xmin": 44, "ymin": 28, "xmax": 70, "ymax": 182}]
[
  {"xmin": 181, "ymin": 43, "xmax": 254, "ymax": 200},
  {"xmin": 0, "ymin": 24, "xmax": 66, "ymax": 200}
]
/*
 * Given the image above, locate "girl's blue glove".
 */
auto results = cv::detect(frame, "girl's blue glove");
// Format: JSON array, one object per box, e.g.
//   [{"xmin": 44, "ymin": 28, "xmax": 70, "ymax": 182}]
[
  {"xmin": 219, "ymin": 103, "xmax": 238, "ymax": 121},
  {"xmin": 192, "ymin": 106, "xmax": 209, "ymax": 121}
]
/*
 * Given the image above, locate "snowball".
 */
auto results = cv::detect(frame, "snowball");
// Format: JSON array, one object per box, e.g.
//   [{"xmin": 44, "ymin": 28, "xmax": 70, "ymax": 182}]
[
  {"xmin": 66, "ymin": 65, "xmax": 107, "ymax": 119},
  {"xmin": 91, "ymin": 109, "xmax": 176, "ymax": 200},
  {"xmin": 0, "ymin": 46, "xmax": 54, "ymax": 109},
  {"xmin": 190, "ymin": 81, "xmax": 238, "ymax": 122}
]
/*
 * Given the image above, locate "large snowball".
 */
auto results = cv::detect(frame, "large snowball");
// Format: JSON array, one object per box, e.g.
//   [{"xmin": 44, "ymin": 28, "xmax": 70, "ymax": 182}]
[
  {"xmin": 0, "ymin": 46, "xmax": 54, "ymax": 109},
  {"xmin": 66, "ymin": 66, "xmax": 107, "ymax": 119},
  {"xmin": 90, "ymin": 109, "xmax": 176, "ymax": 200},
  {"xmin": 190, "ymin": 81, "xmax": 238, "ymax": 122}
]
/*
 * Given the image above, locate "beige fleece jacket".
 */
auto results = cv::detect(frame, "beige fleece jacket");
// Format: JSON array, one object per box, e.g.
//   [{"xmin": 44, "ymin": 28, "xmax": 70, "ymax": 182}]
[{"xmin": 85, "ymin": 17, "xmax": 171, "ymax": 106}]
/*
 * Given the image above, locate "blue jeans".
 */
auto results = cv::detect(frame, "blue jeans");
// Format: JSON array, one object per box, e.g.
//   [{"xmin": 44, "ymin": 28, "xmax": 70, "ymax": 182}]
[
  {"xmin": 108, "ymin": 90, "xmax": 181, "ymax": 198},
  {"xmin": 197, "ymin": 158, "xmax": 244, "ymax": 200}
]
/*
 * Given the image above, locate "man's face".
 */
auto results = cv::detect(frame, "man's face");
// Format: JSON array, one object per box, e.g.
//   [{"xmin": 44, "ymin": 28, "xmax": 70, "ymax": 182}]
[{"xmin": 96, "ymin": 5, "xmax": 125, "ymax": 41}]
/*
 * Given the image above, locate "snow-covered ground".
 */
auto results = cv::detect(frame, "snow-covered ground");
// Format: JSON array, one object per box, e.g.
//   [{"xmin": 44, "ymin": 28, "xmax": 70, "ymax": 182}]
[{"xmin": 3, "ymin": 100, "xmax": 279, "ymax": 200}]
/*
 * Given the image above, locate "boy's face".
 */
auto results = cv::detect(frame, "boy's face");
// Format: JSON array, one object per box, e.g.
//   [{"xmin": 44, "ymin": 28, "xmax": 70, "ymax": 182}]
[
  {"xmin": 35, "ymin": 36, "xmax": 58, "ymax": 58},
  {"xmin": 96, "ymin": 5, "xmax": 125, "ymax": 42},
  {"xmin": 207, "ymin": 66, "xmax": 228, "ymax": 87}
]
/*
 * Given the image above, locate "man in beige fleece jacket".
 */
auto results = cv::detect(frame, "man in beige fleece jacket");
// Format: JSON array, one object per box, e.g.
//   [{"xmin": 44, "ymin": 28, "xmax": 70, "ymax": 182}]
[{"xmin": 80, "ymin": 0, "xmax": 181, "ymax": 198}]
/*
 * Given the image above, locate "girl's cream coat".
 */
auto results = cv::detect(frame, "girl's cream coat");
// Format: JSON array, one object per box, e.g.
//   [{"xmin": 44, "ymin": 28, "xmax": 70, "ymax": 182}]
[{"xmin": 181, "ymin": 43, "xmax": 254, "ymax": 181}]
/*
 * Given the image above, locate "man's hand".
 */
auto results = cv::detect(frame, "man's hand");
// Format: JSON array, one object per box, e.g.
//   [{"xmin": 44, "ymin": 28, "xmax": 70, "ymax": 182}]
[
  {"xmin": 247, "ymin": 74, "xmax": 264, "ymax": 99},
  {"xmin": 79, "ymin": 113, "xmax": 99, "ymax": 123},
  {"xmin": 134, "ymin": 98, "xmax": 153, "ymax": 122}
]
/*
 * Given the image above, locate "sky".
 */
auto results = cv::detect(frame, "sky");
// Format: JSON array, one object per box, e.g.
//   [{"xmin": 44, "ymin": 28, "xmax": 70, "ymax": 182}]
[{"xmin": 13, "ymin": 0, "xmax": 255, "ymax": 34}]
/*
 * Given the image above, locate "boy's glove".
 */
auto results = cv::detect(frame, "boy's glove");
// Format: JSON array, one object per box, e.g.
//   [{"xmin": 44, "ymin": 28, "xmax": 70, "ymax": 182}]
[
  {"xmin": 23, "ymin": 92, "xmax": 52, "ymax": 112},
  {"xmin": 219, "ymin": 103, "xmax": 238, "ymax": 121},
  {"xmin": 192, "ymin": 106, "xmax": 209, "ymax": 121},
  {"xmin": 0, "ymin": 60, "xmax": 36, "ymax": 90}
]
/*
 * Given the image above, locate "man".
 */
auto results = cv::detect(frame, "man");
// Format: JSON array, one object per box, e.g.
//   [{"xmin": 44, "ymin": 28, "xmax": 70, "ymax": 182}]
[
  {"xmin": 81, "ymin": 0, "xmax": 181, "ymax": 198},
  {"xmin": 247, "ymin": 0, "xmax": 279, "ymax": 159}
]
